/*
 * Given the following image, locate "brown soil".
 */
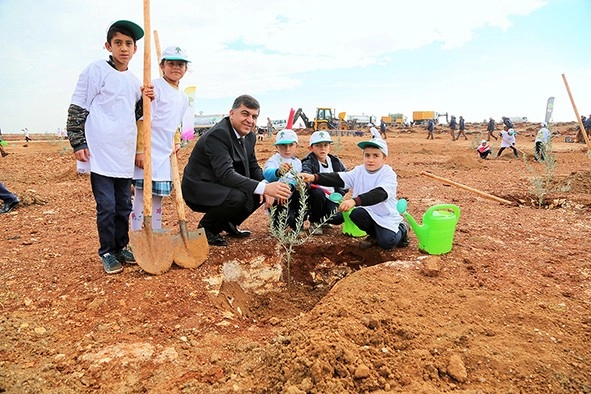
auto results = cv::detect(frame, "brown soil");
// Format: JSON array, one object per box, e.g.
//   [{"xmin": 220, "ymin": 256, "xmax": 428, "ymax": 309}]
[{"xmin": 1, "ymin": 123, "xmax": 590, "ymax": 393}]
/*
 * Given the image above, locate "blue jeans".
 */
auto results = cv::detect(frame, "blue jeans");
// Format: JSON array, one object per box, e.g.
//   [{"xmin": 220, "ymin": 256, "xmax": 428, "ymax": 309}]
[
  {"xmin": 90, "ymin": 173, "xmax": 132, "ymax": 256},
  {"xmin": 0, "ymin": 181, "xmax": 18, "ymax": 204},
  {"xmin": 349, "ymin": 207, "xmax": 407, "ymax": 250}
]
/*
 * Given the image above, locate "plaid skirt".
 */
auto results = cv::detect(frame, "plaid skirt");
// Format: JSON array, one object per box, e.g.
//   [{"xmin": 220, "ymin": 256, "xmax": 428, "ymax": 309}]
[{"xmin": 132, "ymin": 179, "xmax": 173, "ymax": 196}]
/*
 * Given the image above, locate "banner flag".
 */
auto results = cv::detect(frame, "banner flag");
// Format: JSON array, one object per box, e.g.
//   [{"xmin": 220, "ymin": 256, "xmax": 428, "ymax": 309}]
[
  {"xmin": 182, "ymin": 86, "xmax": 197, "ymax": 140},
  {"xmin": 545, "ymin": 97, "xmax": 555, "ymax": 124}
]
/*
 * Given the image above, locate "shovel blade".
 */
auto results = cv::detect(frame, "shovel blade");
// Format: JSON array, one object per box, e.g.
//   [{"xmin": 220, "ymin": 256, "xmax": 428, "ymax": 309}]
[
  {"xmin": 173, "ymin": 227, "xmax": 209, "ymax": 269},
  {"xmin": 130, "ymin": 228, "xmax": 173, "ymax": 275}
]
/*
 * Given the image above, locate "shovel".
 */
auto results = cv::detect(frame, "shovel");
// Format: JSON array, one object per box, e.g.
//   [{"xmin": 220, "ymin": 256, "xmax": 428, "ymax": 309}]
[
  {"xmin": 129, "ymin": 0, "xmax": 173, "ymax": 275},
  {"xmin": 170, "ymin": 148, "xmax": 209, "ymax": 268}
]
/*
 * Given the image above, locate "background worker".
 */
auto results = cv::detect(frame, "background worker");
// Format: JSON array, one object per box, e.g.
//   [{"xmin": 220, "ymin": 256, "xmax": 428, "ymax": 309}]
[{"xmin": 534, "ymin": 122, "xmax": 551, "ymax": 161}]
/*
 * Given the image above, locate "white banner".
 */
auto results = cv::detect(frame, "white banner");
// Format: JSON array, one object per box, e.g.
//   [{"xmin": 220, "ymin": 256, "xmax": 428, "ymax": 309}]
[{"xmin": 544, "ymin": 97, "xmax": 555, "ymax": 124}]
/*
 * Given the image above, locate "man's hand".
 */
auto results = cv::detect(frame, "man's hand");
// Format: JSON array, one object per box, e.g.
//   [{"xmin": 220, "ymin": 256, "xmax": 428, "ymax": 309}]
[{"xmin": 264, "ymin": 182, "xmax": 291, "ymax": 200}]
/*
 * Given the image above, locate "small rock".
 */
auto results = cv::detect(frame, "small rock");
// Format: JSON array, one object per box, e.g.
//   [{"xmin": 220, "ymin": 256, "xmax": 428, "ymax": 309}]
[
  {"xmin": 210, "ymin": 352, "xmax": 221, "ymax": 363},
  {"xmin": 34, "ymin": 327, "xmax": 47, "ymax": 335},
  {"xmin": 447, "ymin": 354, "xmax": 467, "ymax": 383},
  {"xmin": 422, "ymin": 256, "xmax": 442, "ymax": 277},
  {"xmin": 285, "ymin": 386, "xmax": 305, "ymax": 394},
  {"xmin": 354, "ymin": 364, "xmax": 370, "ymax": 379}
]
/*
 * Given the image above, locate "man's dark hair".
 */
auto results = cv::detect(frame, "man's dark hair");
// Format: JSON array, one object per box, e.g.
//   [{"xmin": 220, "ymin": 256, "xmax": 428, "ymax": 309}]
[
  {"xmin": 107, "ymin": 25, "xmax": 138, "ymax": 44},
  {"xmin": 232, "ymin": 95, "xmax": 260, "ymax": 111}
]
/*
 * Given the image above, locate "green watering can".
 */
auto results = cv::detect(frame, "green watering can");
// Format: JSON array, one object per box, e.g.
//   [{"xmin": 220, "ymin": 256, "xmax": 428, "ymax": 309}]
[
  {"xmin": 326, "ymin": 192, "xmax": 367, "ymax": 237},
  {"xmin": 396, "ymin": 199, "xmax": 460, "ymax": 255}
]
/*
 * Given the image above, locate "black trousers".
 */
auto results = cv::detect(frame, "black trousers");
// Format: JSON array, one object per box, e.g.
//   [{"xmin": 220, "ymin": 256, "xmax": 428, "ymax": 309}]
[
  {"xmin": 186, "ymin": 188, "xmax": 261, "ymax": 234},
  {"xmin": 307, "ymin": 187, "xmax": 343, "ymax": 224},
  {"xmin": 497, "ymin": 146, "xmax": 518, "ymax": 157}
]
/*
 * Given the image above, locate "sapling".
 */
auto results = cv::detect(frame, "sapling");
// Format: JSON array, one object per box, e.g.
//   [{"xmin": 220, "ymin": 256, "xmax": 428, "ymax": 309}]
[{"xmin": 269, "ymin": 168, "xmax": 337, "ymax": 288}]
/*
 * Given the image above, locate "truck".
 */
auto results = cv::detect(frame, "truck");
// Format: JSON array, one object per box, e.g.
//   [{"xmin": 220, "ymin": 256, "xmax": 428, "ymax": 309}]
[
  {"xmin": 381, "ymin": 113, "xmax": 408, "ymax": 127},
  {"xmin": 412, "ymin": 111, "xmax": 449, "ymax": 125},
  {"xmin": 346, "ymin": 114, "xmax": 377, "ymax": 129},
  {"xmin": 507, "ymin": 116, "xmax": 528, "ymax": 124},
  {"xmin": 257, "ymin": 119, "xmax": 288, "ymax": 135},
  {"xmin": 194, "ymin": 113, "xmax": 226, "ymax": 135},
  {"xmin": 293, "ymin": 108, "xmax": 348, "ymax": 131}
]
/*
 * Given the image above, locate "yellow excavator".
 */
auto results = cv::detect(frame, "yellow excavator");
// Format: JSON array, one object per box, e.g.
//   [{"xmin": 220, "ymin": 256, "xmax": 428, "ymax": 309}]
[{"xmin": 293, "ymin": 107, "xmax": 348, "ymax": 131}]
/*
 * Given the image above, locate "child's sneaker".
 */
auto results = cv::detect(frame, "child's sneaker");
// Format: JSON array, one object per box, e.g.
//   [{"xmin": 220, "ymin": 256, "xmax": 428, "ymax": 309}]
[
  {"xmin": 115, "ymin": 248, "xmax": 136, "ymax": 264},
  {"xmin": 359, "ymin": 236, "xmax": 378, "ymax": 249},
  {"xmin": 398, "ymin": 221, "xmax": 410, "ymax": 247},
  {"xmin": 101, "ymin": 253, "xmax": 123, "ymax": 274}
]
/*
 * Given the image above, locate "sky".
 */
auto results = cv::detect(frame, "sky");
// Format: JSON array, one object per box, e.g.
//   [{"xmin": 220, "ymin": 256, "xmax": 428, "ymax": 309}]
[{"xmin": 0, "ymin": 0, "xmax": 590, "ymax": 134}]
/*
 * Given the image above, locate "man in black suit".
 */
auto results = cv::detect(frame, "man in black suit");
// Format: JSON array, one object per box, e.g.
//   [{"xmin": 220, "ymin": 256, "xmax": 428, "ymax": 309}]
[{"xmin": 182, "ymin": 95, "xmax": 292, "ymax": 246}]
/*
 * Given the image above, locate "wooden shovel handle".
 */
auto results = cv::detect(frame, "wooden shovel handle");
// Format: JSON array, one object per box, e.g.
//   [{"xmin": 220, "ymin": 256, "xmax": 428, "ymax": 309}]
[
  {"xmin": 153, "ymin": 30, "xmax": 163, "ymax": 77},
  {"xmin": 420, "ymin": 171, "xmax": 515, "ymax": 205},
  {"xmin": 142, "ymin": 0, "xmax": 152, "ymax": 218},
  {"xmin": 170, "ymin": 150, "xmax": 188, "ymax": 223}
]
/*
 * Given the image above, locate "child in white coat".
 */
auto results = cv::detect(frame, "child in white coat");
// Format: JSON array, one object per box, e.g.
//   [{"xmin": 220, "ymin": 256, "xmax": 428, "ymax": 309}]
[
  {"xmin": 263, "ymin": 129, "xmax": 302, "ymax": 229},
  {"xmin": 299, "ymin": 138, "xmax": 408, "ymax": 250},
  {"xmin": 131, "ymin": 46, "xmax": 191, "ymax": 231}
]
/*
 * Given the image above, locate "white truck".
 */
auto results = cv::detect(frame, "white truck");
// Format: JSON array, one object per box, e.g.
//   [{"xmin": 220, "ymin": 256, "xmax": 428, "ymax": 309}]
[{"xmin": 194, "ymin": 114, "xmax": 226, "ymax": 135}]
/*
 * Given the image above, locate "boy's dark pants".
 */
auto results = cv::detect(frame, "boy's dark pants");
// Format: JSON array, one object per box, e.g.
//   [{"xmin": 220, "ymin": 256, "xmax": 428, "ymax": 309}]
[
  {"xmin": 350, "ymin": 207, "xmax": 407, "ymax": 250},
  {"xmin": 308, "ymin": 187, "xmax": 344, "ymax": 224},
  {"xmin": 90, "ymin": 173, "xmax": 132, "ymax": 256}
]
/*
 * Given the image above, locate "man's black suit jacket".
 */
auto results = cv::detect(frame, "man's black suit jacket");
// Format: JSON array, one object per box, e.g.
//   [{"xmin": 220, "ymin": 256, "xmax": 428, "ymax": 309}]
[{"xmin": 182, "ymin": 117, "xmax": 264, "ymax": 209}]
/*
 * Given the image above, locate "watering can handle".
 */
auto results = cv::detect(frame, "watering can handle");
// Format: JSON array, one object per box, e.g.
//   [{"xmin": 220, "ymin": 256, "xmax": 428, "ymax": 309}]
[{"xmin": 424, "ymin": 204, "xmax": 460, "ymax": 219}]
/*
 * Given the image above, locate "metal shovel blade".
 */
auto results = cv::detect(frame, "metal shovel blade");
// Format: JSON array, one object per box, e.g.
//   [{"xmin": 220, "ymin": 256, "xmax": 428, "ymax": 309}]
[
  {"xmin": 130, "ymin": 225, "xmax": 173, "ymax": 275},
  {"xmin": 172, "ymin": 224, "xmax": 208, "ymax": 269}
]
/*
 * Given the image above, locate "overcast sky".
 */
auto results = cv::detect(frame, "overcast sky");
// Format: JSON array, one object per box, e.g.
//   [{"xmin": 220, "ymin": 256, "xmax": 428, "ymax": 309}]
[{"xmin": 0, "ymin": 0, "xmax": 590, "ymax": 134}]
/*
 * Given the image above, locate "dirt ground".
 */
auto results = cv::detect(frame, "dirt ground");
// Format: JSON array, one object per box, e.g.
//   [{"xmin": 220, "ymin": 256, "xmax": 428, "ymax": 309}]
[{"xmin": 1, "ymin": 122, "xmax": 590, "ymax": 394}]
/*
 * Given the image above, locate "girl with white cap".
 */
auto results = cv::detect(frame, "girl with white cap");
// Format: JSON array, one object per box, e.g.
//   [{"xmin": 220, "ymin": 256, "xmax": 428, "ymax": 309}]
[{"xmin": 131, "ymin": 46, "xmax": 192, "ymax": 231}]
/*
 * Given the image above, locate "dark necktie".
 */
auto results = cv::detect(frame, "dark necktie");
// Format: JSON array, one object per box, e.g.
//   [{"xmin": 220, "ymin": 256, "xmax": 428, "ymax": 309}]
[
  {"xmin": 239, "ymin": 137, "xmax": 254, "ymax": 211},
  {"xmin": 239, "ymin": 137, "xmax": 249, "ymax": 176}
]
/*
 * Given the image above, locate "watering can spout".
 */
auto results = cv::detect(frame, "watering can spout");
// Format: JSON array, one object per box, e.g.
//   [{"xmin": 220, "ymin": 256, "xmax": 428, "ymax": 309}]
[
  {"xmin": 403, "ymin": 212, "xmax": 426, "ymax": 239},
  {"xmin": 397, "ymin": 198, "xmax": 428, "ymax": 241}
]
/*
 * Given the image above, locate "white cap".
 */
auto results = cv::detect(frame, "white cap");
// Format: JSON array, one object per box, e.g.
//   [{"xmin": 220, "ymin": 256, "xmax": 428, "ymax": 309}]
[
  {"xmin": 274, "ymin": 129, "xmax": 298, "ymax": 145},
  {"xmin": 541, "ymin": 122, "xmax": 547, "ymax": 127},
  {"xmin": 309, "ymin": 131, "xmax": 333, "ymax": 146},
  {"xmin": 481, "ymin": 140, "xmax": 487, "ymax": 144},
  {"xmin": 357, "ymin": 138, "xmax": 388, "ymax": 156},
  {"xmin": 160, "ymin": 46, "xmax": 191, "ymax": 62}
]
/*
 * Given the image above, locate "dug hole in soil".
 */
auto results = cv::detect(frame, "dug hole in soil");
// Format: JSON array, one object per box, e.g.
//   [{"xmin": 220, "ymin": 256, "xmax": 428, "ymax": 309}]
[{"xmin": 1, "ymin": 122, "xmax": 590, "ymax": 393}]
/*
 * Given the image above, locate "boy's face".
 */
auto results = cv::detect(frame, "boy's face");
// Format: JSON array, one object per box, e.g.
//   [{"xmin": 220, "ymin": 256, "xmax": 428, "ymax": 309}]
[
  {"xmin": 276, "ymin": 143, "xmax": 297, "ymax": 158},
  {"xmin": 309, "ymin": 142, "xmax": 331, "ymax": 163},
  {"xmin": 105, "ymin": 32, "xmax": 137, "ymax": 70},
  {"xmin": 362, "ymin": 147, "xmax": 387, "ymax": 171},
  {"xmin": 160, "ymin": 60, "xmax": 187, "ymax": 84}
]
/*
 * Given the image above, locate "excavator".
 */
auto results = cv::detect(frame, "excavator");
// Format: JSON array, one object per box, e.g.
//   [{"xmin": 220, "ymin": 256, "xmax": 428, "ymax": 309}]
[{"xmin": 293, "ymin": 107, "xmax": 348, "ymax": 131}]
